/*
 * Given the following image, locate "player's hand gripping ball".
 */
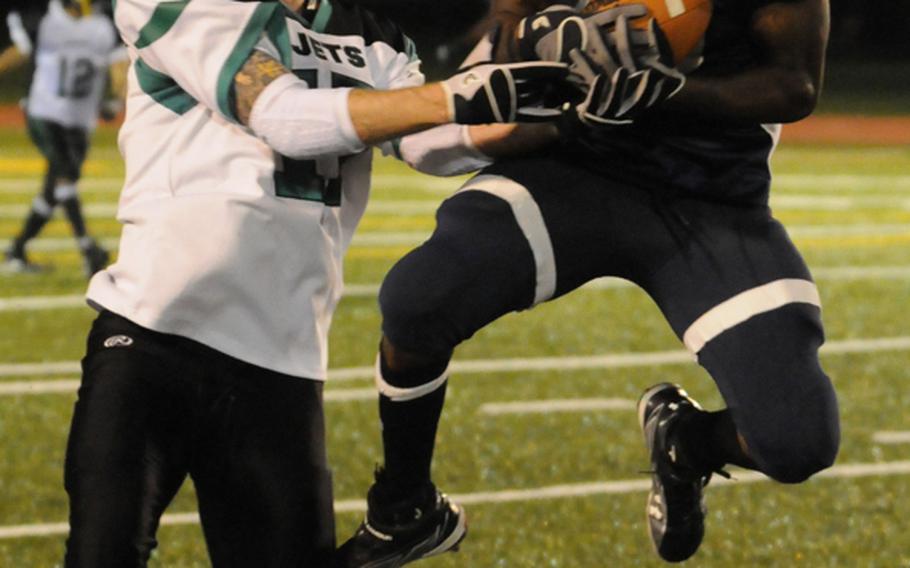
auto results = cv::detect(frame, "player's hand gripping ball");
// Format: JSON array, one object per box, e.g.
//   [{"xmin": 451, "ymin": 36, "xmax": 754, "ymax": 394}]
[{"xmin": 581, "ymin": 0, "xmax": 713, "ymax": 68}]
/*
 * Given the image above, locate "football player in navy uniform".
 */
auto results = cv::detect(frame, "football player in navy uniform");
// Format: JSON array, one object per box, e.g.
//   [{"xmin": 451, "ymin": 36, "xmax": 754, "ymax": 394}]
[
  {"xmin": 0, "ymin": 0, "xmax": 126, "ymax": 277},
  {"xmin": 339, "ymin": 0, "xmax": 839, "ymax": 564}
]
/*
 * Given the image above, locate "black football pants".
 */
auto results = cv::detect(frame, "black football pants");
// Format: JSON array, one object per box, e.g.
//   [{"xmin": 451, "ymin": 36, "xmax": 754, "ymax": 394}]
[{"xmin": 64, "ymin": 311, "xmax": 335, "ymax": 567}]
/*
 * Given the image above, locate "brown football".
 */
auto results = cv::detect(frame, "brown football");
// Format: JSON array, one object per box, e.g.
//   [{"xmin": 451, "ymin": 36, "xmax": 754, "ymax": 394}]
[{"xmin": 582, "ymin": 0, "xmax": 713, "ymax": 65}]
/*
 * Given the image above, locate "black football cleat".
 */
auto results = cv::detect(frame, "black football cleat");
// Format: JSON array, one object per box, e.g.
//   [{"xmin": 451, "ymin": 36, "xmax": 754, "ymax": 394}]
[
  {"xmin": 82, "ymin": 240, "xmax": 109, "ymax": 277},
  {"xmin": 639, "ymin": 383, "xmax": 722, "ymax": 563},
  {"xmin": 336, "ymin": 471, "xmax": 467, "ymax": 568}
]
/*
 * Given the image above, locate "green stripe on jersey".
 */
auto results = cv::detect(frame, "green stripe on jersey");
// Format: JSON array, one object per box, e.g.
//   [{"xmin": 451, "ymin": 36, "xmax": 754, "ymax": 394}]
[
  {"xmin": 135, "ymin": 58, "xmax": 198, "ymax": 115},
  {"xmin": 216, "ymin": 2, "xmax": 285, "ymax": 123},
  {"xmin": 135, "ymin": 0, "xmax": 190, "ymax": 49},
  {"xmin": 404, "ymin": 36, "xmax": 418, "ymax": 63},
  {"xmin": 265, "ymin": 4, "xmax": 293, "ymax": 67},
  {"xmin": 310, "ymin": 0, "xmax": 333, "ymax": 33}
]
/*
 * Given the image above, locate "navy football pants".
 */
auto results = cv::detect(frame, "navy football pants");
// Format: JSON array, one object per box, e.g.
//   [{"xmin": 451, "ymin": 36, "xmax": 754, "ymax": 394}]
[{"xmin": 380, "ymin": 157, "xmax": 839, "ymax": 483}]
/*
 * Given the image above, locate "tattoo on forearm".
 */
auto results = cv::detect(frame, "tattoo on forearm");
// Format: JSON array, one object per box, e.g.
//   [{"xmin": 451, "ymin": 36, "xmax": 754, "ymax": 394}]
[{"xmin": 234, "ymin": 50, "xmax": 291, "ymax": 125}]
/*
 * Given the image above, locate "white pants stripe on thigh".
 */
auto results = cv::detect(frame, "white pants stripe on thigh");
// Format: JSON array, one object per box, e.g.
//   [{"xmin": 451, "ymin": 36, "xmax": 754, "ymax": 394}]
[
  {"xmin": 458, "ymin": 174, "xmax": 557, "ymax": 305},
  {"xmin": 683, "ymin": 278, "xmax": 822, "ymax": 355}
]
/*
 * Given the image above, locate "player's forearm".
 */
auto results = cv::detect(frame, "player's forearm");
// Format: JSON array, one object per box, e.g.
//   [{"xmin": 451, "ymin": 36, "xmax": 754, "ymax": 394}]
[
  {"xmin": 235, "ymin": 49, "xmax": 449, "ymax": 142},
  {"xmin": 395, "ymin": 122, "xmax": 557, "ymax": 178},
  {"xmin": 664, "ymin": 67, "xmax": 821, "ymax": 125},
  {"xmin": 348, "ymin": 85, "xmax": 451, "ymax": 146},
  {"xmin": 467, "ymin": 123, "xmax": 558, "ymax": 157},
  {"xmin": 664, "ymin": 0, "xmax": 828, "ymax": 125}
]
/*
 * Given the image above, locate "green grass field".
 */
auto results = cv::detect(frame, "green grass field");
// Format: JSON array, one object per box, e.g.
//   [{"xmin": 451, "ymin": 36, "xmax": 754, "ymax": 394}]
[{"xmin": 1, "ymin": 125, "xmax": 910, "ymax": 567}]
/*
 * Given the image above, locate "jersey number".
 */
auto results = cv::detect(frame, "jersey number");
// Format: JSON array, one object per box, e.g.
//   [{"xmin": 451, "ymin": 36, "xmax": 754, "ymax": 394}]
[
  {"xmin": 273, "ymin": 69, "xmax": 363, "ymax": 207},
  {"xmin": 58, "ymin": 58, "xmax": 97, "ymax": 100}
]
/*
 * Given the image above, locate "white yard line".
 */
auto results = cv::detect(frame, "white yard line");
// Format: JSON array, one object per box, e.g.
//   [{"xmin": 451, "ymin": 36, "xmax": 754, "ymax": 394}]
[
  {"xmin": 769, "ymin": 195, "xmax": 910, "ymax": 211},
  {"xmin": 811, "ymin": 265, "xmax": 910, "ymax": 280},
  {"xmin": 0, "ymin": 202, "xmax": 441, "ymax": 219},
  {"xmin": 4, "ymin": 264, "xmax": 910, "ymax": 313},
  {"xmin": 0, "ymin": 203, "xmax": 119, "ymax": 218},
  {"xmin": 0, "ymin": 380, "xmax": 81, "ymax": 395},
  {"xmin": 324, "ymin": 387, "xmax": 379, "ymax": 402},
  {"xmin": 773, "ymin": 174, "xmax": 910, "ymax": 192},
  {"xmin": 18, "ymin": 237, "xmax": 120, "ymax": 253},
  {"xmin": 1, "ymin": 459, "xmax": 909, "ymax": 540},
  {"xmin": 786, "ymin": 224, "xmax": 910, "ymax": 237},
  {"xmin": 0, "ymin": 295, "xmax": 87, "ymax": 311},
  {"xmin": 479, "ymin": 398, "xmax": 635, "ymax": 415},
  {"xmin": 6, "ymin": 194, "xmax": 910, "ymax": 223},
  {"xmin": 17, "ymin": 223, "xmax": 910, "ymax": 253},
  {"xmin": 0, "ymin": 380, "xmax": 377, "ymax": 401},
  {"xmin": 0, "ymin": 174, "xmax": 459, "ymax": 199},
  {"xmin": 872, "ymin": 431, "xmax": 910, "ymax": 445},
  {"xmin": 2, "ymin": 173, "xmax": 910, "ymax": 195},
  {"xmin": 0, "ymin": 178, "xmax": 123, "ymax": 194},
  {"xmin": 0, "ymin": 362, "xmax": 82, "ymax": 377},
  {"xmin": 5, "ymin": 335, "xmax": 910, "ymax": 381}
]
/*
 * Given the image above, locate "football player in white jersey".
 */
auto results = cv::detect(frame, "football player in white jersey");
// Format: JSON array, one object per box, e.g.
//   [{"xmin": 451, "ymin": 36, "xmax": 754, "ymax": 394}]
[
  {"xmin": 0, "ymin": 0, "xmax": 127, "ymax": 277},
  {"xmin": 62, "ymin": 0, "xmax": 571, "ymax": 565}
]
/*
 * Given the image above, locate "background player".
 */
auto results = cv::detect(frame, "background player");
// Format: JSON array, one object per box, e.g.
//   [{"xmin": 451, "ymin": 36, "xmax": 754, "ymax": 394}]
[
  {"xmin": 0, "ymin": 0, "xmax": 126, "ymax": 277},
  {"xmin": 63, "ymin": 0, "xmax": 570, "ymax": 565},
  {"xmin": 338, "ymin": 0, "xmax": 840, "ymax": 564}
]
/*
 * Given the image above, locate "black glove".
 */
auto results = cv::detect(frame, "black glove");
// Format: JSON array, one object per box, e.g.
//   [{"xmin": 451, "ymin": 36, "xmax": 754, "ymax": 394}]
[
  {"xmin": 516, "ymin": 5, "xmax": 588, "ymax": 63},
  {"xmin": 569, "ymin": 46, "xmax": 684, "ymax": 126},
  {"xmin": 441, "ymin": 61, "xmax": 570, "ymax": 124}
]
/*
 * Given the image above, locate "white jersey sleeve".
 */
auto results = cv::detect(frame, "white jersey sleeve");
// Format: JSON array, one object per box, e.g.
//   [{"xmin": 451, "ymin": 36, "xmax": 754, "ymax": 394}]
[
  {"xmin": 115, "ymin": 0, "xmax": 286, "ymax": 122},
  {"xmin": 7, "ymin": 12, "xmax": 33, "ymax": 55},
  {"xmin": 379, "ymin": 36, "xmax": 424, "ymax": 90}
]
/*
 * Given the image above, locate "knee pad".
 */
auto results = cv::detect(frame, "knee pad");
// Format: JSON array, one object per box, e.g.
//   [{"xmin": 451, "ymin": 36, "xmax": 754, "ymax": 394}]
[
  {"xmin": 374, "ymin": 354, "xmax": 450, "ymax": 402},
  {"xmin": 746, "ymin": 372, "xmax": 840, "ymax": 484},
  {"xmin": 31, "ymin": 196, "xmax": 53, "ymax": 217},
  {"xmin": 54, "ymin": 183, "xmax": 78, "ymax": 202},
  {"xmin": 698, "ymin": 302, "xmax": 840, "ymax": 483},
  {"xmin": 379, "ymin": 239, "xmax": 471, "ymax": 356},
  {"xmin": 380, "ymin": 187, "xmax": 537, "ymax": 355}
]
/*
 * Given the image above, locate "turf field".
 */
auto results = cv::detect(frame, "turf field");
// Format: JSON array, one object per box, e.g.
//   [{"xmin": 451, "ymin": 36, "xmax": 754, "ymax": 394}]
[{"xmin": 1, "ymin": 124, "xmax": 909, "ymax": 567}]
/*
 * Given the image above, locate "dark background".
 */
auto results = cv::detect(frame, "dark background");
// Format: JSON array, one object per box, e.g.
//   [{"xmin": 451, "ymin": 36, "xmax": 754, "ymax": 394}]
[{"xmin": 1, "ymin": 1, "xmax": 908, "ymax": 112}]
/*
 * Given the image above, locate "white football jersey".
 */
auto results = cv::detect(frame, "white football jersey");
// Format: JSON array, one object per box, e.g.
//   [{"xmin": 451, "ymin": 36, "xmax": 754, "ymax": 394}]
[
  {"xmin": 87, "ymin": 0, "xmax": 424, "ymax": 380},
  {"xmin": 27, "ymin": 0, "xmax": 119, "ymax": 130}
]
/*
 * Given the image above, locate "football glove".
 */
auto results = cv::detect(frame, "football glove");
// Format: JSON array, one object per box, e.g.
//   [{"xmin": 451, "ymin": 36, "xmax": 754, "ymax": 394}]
[
  {"xmin": 515, "ymin": 4, "xmax": 646, "ymax": 77},
  {"xmin": 578, "ymin": 3, "xmax": 650, "ymax": 74},
  {"xmin": 441, "ymin": 61, "xmax": 569, "ymax": 124},
  {"xmin": 569, "ymin": 46, "xmax": 684, "ymax": 126},
  {"xmin": 516, "ymin": 5, "xmax": 588, "ymax": 63},
  {"xmin": 610, "ymin": 15, "xmax": 704, "ymax": 74}
]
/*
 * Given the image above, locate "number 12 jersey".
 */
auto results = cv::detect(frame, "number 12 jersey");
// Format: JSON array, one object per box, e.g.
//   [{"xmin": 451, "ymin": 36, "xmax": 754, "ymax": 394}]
[{"xmin": 27, "ymin": 0, "xmax": 120, "ymax": 130}]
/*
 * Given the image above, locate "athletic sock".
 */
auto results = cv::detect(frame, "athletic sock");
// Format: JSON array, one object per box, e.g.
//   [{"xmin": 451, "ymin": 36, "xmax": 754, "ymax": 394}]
[
  {"xmin": 12, "ymin": 209, "xmax": 52, "ymax": 256},
  {"xmin": 77, "ymin": 235, "xmax": 95, "ymax": 251},
  {"xmin": 60, "ymin": 197, "xmax": 88, "ymax": 239},
  {"xmin": 378, "ymin": 350, "xmax": 450, "ymax": 499},
  {"xmin": 672, "ymin": 409, "xmax": 758, "ymax": 473}
]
